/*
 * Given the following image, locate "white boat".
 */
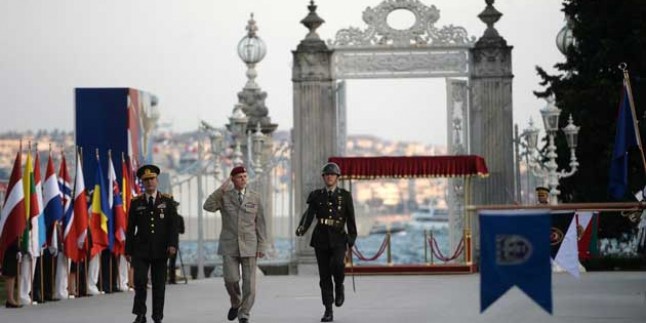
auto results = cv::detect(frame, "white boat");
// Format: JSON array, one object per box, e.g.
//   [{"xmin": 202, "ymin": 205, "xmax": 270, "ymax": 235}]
[
  {"xmin": 369, "ymin": 221, "xmax": 407, "ymax": 235},
  {"xmin": 406, "ymin": 206, "xmax": 449, "ymax": 231}
]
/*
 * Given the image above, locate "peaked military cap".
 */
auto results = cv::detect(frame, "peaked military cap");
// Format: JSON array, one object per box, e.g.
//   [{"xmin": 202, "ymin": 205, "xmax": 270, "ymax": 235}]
[
  {"xmin": 137, "ymin": 164, "xmax": 160, "ymax": 180},
  {"xmin": 535, "ymin": 186, "xmax": 549, "ymax": 193}
]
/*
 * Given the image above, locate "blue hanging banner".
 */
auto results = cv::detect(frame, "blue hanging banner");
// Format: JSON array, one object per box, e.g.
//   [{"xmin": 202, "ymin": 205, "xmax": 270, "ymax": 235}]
[{"xmin": 480, "ymin": 209, "xmax": 552, "ymax": 314}]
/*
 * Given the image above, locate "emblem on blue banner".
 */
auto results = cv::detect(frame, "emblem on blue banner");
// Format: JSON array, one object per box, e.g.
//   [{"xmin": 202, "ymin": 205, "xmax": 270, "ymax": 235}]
[{"xmin": 480, "ymin": 210, "xmax": 552, "ymax": 314}]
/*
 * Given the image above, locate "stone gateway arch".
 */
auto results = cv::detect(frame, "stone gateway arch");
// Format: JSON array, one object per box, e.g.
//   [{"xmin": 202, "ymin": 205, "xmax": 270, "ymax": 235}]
[{"xmin": 292, "ymin": 0, "xmax": 513, "ymax": 267}]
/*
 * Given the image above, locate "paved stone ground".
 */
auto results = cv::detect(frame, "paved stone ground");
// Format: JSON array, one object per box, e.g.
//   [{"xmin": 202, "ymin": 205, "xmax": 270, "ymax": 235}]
[{"xmin": 1, "ymin": 272, "xmax": 645, "ymax": 323}]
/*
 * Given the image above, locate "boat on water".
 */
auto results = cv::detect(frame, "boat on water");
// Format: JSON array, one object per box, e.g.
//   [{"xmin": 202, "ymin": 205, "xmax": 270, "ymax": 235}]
[
  {"xmin": 369, "ymin": 221, "xmax": 407, "ymax": 235},
  {"xmin": 405, "ymin": 206, "xmax": 449, "ymax": 231}
]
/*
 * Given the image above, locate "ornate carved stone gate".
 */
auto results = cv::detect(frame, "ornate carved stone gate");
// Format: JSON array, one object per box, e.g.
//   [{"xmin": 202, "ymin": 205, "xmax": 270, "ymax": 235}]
[{"xmin": 292, "ymin": 0, "xmax": 513, "ymax": 267}]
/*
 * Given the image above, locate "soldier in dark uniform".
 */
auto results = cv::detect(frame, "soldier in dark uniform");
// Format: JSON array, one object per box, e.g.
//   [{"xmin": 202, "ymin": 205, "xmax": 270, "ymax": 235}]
[
  {"xmin": 296, "ymin": 162, "xmax": 357, "ymax": 322},
  {"xmin": 125, "ymin": 164, "xmax": 178, "ymax": 323}
]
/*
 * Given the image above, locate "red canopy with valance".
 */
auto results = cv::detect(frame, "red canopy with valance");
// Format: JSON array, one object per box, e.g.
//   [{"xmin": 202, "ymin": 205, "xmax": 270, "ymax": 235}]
[{"xmin": 327, "ymin": 155, "xmax": 489, "ymax": 180}]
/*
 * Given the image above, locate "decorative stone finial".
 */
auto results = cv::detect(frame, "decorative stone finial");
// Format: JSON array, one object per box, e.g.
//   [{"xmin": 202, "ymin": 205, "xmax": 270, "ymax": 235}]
[
  {"xmin": 300, "ymin": 0, "xmax": 325, "ymax": 41},
  {"xmin": 476, "ymin": 0, "xmax": 506, "ymax": 47},
  {"xmin": 246, "ymin": 13, "xmax": 258, "ymax": 38}
]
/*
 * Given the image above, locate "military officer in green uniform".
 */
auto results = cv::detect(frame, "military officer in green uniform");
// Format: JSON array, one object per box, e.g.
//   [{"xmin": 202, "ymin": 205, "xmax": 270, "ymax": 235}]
[
  {"xmin": 126, "ymin": 164, "xmax": 178, "ymax": 323},
  {"xmin": 296, "ymin": 162, "xmax": 357, "ymax": 322}
]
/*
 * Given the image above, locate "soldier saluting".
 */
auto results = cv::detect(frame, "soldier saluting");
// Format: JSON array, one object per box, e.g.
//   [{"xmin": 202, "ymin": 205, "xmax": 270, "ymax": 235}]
[
  {"xmin": 125, "ymin": 164, "xmax": 178, "ymax": 323},
  {"xmin": 296, "ymin": 162, "xmax": 357, "ymax": 322}
]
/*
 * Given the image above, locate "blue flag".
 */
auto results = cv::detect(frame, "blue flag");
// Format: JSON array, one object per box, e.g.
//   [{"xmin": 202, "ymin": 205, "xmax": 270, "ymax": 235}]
[
  {"xmin": 609, "ymin": 84, "xmax": 638, "ymax": 199},
  {"xmin": 480, "ymin": 210, "xmax": 552, "ymax": 314}
]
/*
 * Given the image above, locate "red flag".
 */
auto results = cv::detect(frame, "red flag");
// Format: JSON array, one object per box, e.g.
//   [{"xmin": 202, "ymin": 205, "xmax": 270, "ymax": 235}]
[
  {"xmin": 0, "ymin": 150, "xmax": 26, "ymax": 263},
  {"xmin": 577, "ymin": 212, "xmax": 599, "ymax": 261},
  {"xmin": 109, "ymin": 156, "xmax": 126, "ymax": 255},
  {"xmin": 121, "ymin": 156, "xmax": 133, "ymax": 216},
  {"xmin": 64, "ymin": 152, "xmax": 89, "ymax": 262}
]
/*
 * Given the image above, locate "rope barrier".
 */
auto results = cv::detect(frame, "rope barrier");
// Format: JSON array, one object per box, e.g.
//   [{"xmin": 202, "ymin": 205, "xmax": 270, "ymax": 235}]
[
  {"xmin": 429, "ymin": 236, "xmax": 465, "ymax": 262},
  {"xmin": 352, "ymin": 234, "xmax": 389, "ymax": 261}
]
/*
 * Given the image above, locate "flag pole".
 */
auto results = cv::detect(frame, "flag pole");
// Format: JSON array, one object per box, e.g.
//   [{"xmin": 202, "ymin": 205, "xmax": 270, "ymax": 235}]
[
  {"xmin": 16, "ymin": 238, "xmax": 22, "ymax": 307},
  {"xmin": 619, "ymin": 62, "xmax": 646, "ymax": 174},
  {"xmin": 40, "ymin": 250, "xmax": 44, "ymax": 303},
  {"xmin": 27, "ymin": 142, "xmax": 34, "ymax": 305},
  {"xmin": 51, "ymin": 249, "xmax": 55, "ymax": 300}
]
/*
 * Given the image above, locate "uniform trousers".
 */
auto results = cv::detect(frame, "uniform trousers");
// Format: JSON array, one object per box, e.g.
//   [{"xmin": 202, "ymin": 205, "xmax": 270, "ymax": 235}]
[
  {"xmin": 222, "ymin": 255, "xmax": 257, "ymax": 320},
  {"xmin": 132, "ymin": 257, "xmax": 168, "ymax": 321},
  {"xmin": 315, "ymin": 246, "xmax": 346, "ymax": 306},
  {"xmin": 54, "ymin": 253, "xmax": 69, "ymax": 299}
]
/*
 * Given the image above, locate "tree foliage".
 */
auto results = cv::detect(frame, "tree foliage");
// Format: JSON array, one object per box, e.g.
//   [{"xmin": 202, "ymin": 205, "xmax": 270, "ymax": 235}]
[{"xmin": 535, "ymin": 0, "xmax": 646, "ymax": 236}]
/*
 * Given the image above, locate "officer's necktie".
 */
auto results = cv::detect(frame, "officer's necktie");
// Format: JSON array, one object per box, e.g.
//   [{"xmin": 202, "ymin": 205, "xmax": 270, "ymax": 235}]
[
  {"xmin": 238, "ymin": 191, "xmax": 243, "ymax": 204},
  {"xmin": 148, "ymin": 196, "xmax": 154, "ymax": 209}
]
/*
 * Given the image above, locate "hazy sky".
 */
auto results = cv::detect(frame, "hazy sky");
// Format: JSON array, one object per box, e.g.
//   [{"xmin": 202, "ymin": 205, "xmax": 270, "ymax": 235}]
[{"xmin": 0, "ymin": 0, "xmax": 564, "ymax": 146}]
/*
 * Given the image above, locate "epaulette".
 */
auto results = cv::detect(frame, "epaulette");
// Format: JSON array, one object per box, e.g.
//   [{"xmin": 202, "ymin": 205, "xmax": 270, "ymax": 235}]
[
  {"xmin": 161, "ymin": 193, "xmax": 174, "ymax": 199},
  {"xmin": 132, "ymin": 195, "xmax": 144, "ymax": 200}
]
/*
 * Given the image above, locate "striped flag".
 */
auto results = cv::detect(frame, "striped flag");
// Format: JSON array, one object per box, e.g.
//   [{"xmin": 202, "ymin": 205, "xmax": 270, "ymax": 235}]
[
  {"xmin": 89, "ymin": 153, "xmax": 111, "ymax": 257},
  {"xmin": 108, "ymin": 155, "xmax": 126, "ymax": 254},
  {"xmin": 43, "ymin": 153, "xmax": 63, "ymax": 253},
  {"xmin": 22, "ymin": 150, "xmax": 41, "ymax": 255},
  {"xmin": 0, "ymin": 150, "xmax": 26, "ymax": 264},
  {"xmin": 58, "ymin": 153, "xmax": 73, "ymax": 253},
  {"xmin": 32, "ymin": 152, "xmax": 47, "ymax": 254},
  {"xmin": 121, "ymin": 155, "xmax": 134, "ymax": 215},
  {"xmin": 64, "ymin": 152, "xmax": 89, "ymax": 262}
]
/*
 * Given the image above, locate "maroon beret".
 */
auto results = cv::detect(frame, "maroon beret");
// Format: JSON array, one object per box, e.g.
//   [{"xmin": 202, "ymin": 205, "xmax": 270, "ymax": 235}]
[{"xmin": 230, "ymin": 166, "xmax": 247, "ymax": 177}]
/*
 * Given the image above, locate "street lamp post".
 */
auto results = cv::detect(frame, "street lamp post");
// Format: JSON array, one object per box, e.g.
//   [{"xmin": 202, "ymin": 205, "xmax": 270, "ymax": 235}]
[
  {"xmin": 513, "ymin": 120, "xmax": 539, "ymax": 204},
  {"xmin": 526, "ymin": 97, "xmax": 580, "ymax": 205},
  {"xmin": 228, "ymin": 104, "xmax": 248, "ymax": 166}
]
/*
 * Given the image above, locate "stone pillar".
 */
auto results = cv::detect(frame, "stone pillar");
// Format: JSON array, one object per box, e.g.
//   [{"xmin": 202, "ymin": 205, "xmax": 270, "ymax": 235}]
[
  {"xmin": 446, "ymin": 79, "xmax": 468, "ymax": 256},
  {"xmin": 292, "ymin": 1, "xmax": 337, "ymax": 269},
  {"xmin": 469, "ymin": 0, "xmax": 514, "ymax": 206}
]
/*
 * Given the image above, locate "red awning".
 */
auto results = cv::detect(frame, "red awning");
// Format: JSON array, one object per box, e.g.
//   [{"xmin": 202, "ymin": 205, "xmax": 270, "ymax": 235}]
[{"xmin": 328, "ymin": 155, "xmax": 489, "ymax": 180}]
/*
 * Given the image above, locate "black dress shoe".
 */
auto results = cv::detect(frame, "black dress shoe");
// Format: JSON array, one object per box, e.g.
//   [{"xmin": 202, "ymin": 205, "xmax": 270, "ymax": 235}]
[
  {"xmin": 133, "ymin": 314, "xmax": 147, "ymax": 323},
  {"xmin": 321, "ymin": 310, "xmax": 334, "ymax": 322},
  {"xmin": 5, "ymin": 301, "xmax": 23, "ymax": 308},
  {"xmin": 238, "ymin": 318, "xmax": 248, "ymax": 323},
  {"xmin": 227, "ymin": 307, "xmax": 239, "ymax": 321},
  {"xmin": 334, "ymin": 285, "xmax": 344, "ymax": 307},
  {"xmin": 321, "ymin": 306, "xmax": 333, "ymax": 322}
]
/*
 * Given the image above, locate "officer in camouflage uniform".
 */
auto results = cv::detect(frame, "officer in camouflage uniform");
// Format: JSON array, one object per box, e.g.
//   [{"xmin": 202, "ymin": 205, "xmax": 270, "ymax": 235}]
[
  {"xmin": 296, "ymin": 162, "xmax": 357, "ymax": 322},
  {"xmin": 126, "ymin": 164, "xmax": 178, "ymax": 323}
]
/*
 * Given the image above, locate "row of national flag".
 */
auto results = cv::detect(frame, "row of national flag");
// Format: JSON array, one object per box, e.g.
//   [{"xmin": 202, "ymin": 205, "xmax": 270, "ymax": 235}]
[{"xmin": 0, "ymin": 148, "xmax": 139, "ymax": 266}]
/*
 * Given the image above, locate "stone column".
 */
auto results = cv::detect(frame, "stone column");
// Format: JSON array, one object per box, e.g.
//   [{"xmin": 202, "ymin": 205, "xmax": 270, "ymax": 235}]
[
  {"xmin": 292, "ymin": 1, "xmax": 337, "ymax": 270},
  {"xmin": 446, "ymin": 79, "xmax": 468, "ymax": 257},
  {"xmin": 469, "ymin": 0, "xmax": 514, "ymax": 206}
]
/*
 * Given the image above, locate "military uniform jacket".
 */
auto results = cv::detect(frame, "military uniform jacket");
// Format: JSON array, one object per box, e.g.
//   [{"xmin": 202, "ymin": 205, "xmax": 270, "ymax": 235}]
[
  {"xmin": 203, "ymin": 187, "xmax": 268, "ymax": 257},
  {"xmin": 299, "ymin": 187, "xmax": 357, "ymax": 249},
  {"xmin": 125, "ymin": 192, "xmax": 179, "ymax": 260}
]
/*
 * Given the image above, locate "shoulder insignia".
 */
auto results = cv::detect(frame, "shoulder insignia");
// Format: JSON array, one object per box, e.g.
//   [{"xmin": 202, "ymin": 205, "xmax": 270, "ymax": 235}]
[
  {"xmin": 133, "ymin": 195, "xmax": 144, "ymax": 200},
  {"xmin": 161, "ymin": 193, "xmax": 174, "ymax": 199}
]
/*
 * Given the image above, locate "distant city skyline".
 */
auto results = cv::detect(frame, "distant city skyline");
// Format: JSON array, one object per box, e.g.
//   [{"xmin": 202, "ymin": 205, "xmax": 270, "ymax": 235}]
[{"xmin": 0, "ymin": 0, "xmax": 564, "ymax": 146}]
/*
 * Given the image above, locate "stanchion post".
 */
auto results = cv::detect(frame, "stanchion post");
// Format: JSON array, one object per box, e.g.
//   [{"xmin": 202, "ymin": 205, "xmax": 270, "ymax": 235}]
[
  {"xmin": 430, "ymin": 230, "xmax": 434, "ymax": 265},
  {"xmin": 424, "ymin": 229, "xmax": 429, "ymax": 265},
  {"xmin": 386, "ymin": 232, "xmax": 392, "ymax": 266}
]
